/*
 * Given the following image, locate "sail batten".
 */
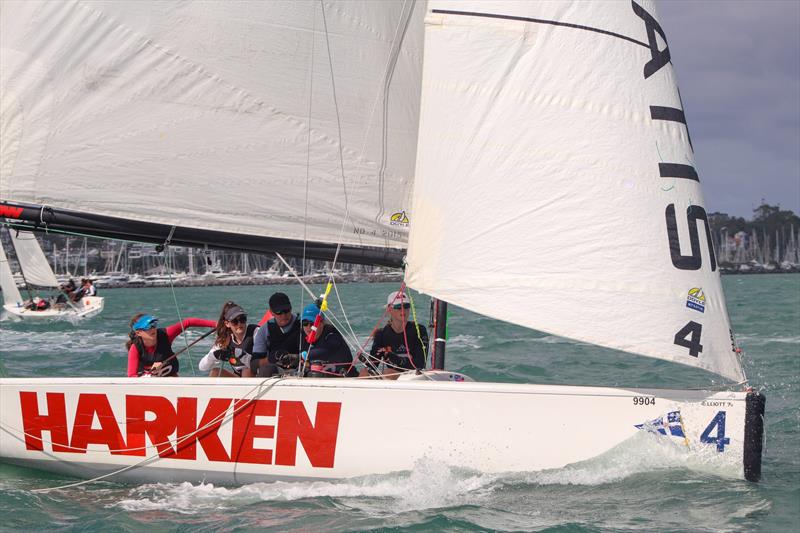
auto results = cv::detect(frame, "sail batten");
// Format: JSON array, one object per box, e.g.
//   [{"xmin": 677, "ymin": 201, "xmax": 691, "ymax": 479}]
[{"xmin": 406, "ymin": 0, "xmax": 745, "ymax": 382}]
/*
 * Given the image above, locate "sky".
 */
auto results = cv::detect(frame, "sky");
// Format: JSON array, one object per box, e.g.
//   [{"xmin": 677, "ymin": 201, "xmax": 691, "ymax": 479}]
[{"xmin": 658, "ymin": 0, "xmax": 800, "ymax": 218}]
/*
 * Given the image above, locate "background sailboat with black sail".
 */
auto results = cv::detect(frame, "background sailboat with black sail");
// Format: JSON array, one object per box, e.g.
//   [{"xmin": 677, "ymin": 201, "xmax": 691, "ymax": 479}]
[
  {"xmin": 0, "ymin": 228, "xmax": 104, "ymax": 319},
  {"xmin": 0, "ymin": 0, "xmax": 764, "ymax": 485}
]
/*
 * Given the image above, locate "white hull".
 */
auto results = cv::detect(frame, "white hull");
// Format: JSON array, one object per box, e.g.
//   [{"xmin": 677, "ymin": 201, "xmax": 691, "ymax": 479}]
[
  {"xmin": 0, "ymin": 373, "xmax": 765, "ymax": 484},
  {"xmin": 3, "ymin": 296, "xmax": 104, "ymax": 320}
]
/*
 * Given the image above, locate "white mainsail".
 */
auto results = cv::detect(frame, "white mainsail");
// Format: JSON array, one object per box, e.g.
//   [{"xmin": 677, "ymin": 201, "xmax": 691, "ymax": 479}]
[
  {"xmin": 405, "ymin": 0, "xmax": 745, "ymax": 382},
  {"xmin": 7, "ymin": 230, "xmax": 59, "ymax": 288},
  {"xmin": 0, "ymin": 0, "xmax": 423, "ymax": 250},
  {"xmin": 0, "ymin": 237, "xmax": 23, "ymax": 306}
]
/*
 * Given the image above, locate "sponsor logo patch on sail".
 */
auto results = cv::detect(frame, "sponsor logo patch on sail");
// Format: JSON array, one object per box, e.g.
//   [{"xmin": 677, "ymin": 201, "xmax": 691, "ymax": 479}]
[
  {"xmin": 389, "ymin": 211, "xmax": 409, "ymax": 226},
  {"xmin": 686, "ymin": 287, "xmax": 706, "ymax": 313}
]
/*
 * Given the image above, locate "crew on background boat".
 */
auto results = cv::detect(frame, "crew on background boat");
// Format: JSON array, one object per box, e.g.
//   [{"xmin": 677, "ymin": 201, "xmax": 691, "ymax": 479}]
[
  {"xmin": 364, "ymin": 290, "xmax": 428, "ymax": 378},
  {"xmin": 126, "ymin": 313, "xmax": 216, "ymax": 377},
  {"xmin": 82, "ymin": 278, "xmax": 97, "ymax": 297},
  {"xmin": 278, "ymin": 302, "xmax": 356, "ymax": 377},
  {"xmin": 251, "ymin": 292, "xmax": 303, "ymax": 377},
  {"xmin": 198, "ymin": 302, "xmax": 259, "ymax": 377},
  {"xmin": 56, "ymin": 278, "xmax": 77, "ymax": 305}
]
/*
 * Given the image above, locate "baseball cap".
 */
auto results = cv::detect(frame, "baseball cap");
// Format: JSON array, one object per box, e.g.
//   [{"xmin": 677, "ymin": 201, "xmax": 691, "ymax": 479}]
[
  {"xmin": 268, "ymin": 292, "xmax": 292, "ymax": 313},
  {"xmin": 387, "ymin": 290, "xmax": 411, "ymax": 306},
  {"xmin": 224, "ymin": 305, "xmax": 246, "ymax": 321}
]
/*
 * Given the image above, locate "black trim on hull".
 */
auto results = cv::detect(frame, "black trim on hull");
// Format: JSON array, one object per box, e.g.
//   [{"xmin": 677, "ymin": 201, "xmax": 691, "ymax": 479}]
[
  {"xmin": 0, "ymin": 201, "xmax": 405, "ymax": 268},
  {"xmin": 743, "ymin": 391, "xmax": 766, "ymax": 482}
]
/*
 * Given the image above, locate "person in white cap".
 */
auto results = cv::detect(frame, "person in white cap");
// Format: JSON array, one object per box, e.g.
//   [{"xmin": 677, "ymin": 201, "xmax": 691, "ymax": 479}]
[{"xmin": 366, "ymin": 290, "xmax": 429, "ymax": 378}]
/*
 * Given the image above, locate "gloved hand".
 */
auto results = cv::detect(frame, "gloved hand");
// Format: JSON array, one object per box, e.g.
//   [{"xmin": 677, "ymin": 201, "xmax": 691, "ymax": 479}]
[
  {"xmin": 277, "ymin": 352, "xmax": 300, "ymax": 369},
  {"xmin": 213, "ymin": 348, "xmax": 231, "ymax": 360}
]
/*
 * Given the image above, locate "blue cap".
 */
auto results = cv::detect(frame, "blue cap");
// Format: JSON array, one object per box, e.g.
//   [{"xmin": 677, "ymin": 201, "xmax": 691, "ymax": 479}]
[
  {"xmin": 301, "ymin": 303, "xmax": 322, "ymax": 322},
  {"xmin": 132, "ymin": 314, "xmax": 158, "ymax": 331}
]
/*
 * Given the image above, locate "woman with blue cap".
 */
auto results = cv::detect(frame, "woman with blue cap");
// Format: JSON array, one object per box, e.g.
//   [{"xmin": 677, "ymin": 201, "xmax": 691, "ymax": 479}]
[
  {"xmin": 276, "ymin": 303, "xmax": 355, "ymax": 376},
  {"xmin": 126, "ymin": 312, "xmax": 216, "ymax": 377}
]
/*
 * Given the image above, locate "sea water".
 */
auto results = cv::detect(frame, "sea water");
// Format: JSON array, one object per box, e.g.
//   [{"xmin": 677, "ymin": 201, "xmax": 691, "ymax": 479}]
[{"xmin": 0, "ymin": 275, "xmax": 797, "ymax": 531}]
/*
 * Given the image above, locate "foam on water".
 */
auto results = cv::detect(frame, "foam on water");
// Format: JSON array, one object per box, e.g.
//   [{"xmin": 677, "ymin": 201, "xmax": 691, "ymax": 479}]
[
  {"xmin": 113, "ymin": 460, "xmax": 499, "ymax": 515},
  {"xmin": 110, "ymin": 431, "xmax": 743, "ymax": 516}
]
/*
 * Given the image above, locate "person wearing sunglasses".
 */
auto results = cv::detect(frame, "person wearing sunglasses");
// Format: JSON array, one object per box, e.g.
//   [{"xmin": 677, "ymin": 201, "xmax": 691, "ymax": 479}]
[
  {"xmin": 126, "ymin": 313, "xmax": 216, "ymax": 377},
  {"xmin": 198, "ymin": 302, "xmax": 260, "ymax": 377},
  {"xmin": 291, "ymin": 303, "xmax": 355, "ymax": 377},
  {"xmin": 251, "ymin": 292, "xmax": 304, "ymax": 376},
  {"xmin": 366, "ymin": 290, "xmax": 429, "ymax": 378}
]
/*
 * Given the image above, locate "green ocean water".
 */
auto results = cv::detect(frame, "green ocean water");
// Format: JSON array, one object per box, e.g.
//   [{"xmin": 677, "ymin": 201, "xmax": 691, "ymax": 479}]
[{"xmin": 0, "ymin": 275, "xmax": 797, "ymax": 532}]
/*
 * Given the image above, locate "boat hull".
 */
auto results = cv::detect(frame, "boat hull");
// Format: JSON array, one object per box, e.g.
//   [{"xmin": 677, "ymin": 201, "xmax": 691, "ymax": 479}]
[
  {"xmin": 0, "ymin": 375, "xmax": 764, "ymax": 484},
  {"xmin": 3, "ymin": 296, "xmax": 104, "ymax": 320}
]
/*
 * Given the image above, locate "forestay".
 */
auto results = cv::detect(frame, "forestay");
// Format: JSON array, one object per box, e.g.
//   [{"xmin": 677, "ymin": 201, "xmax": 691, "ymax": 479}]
[
  {"xmin": 8, "ymin": 231, "xmax": 59, "ymax": 288},
  {"xmin": 0, "ymin": 239, "xmax": 23, "ymax": 306},
  {"xmin": 0, "ymin": 0, "xmax": 422, "ymax": 251},
  {"xmin": 405, "ymin": 0, "xmax": 745, "ymax": 382}
]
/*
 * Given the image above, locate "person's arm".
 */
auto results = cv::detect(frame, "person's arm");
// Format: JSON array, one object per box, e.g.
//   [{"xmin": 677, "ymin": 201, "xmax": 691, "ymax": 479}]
[
  {"xmin": 165, "ymin": 318, "xmax": 217, "ymax": 342},
  {"xmin": 127, "ymin": 344, "xmax": 141, "ymax": 377},
  {"xmin": 369, "ymin": 328, "xmax": 384, "ymax": 357},
  {"xmin": 252, "ymin": 324, "xmax": 269, "ymax": 359},
  {"xmin": 411, "ymin": 324, "xmax": 429, "ymax": 369},
  {"xmin": 198, "ymin": 345, "xmax": 222, "ymax": 372}
]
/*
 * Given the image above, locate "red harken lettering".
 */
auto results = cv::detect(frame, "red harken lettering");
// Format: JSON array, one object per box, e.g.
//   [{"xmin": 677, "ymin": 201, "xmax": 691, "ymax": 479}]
[{"xmin": 19, "ymin": 392, "xmax": 342, "ymax": 468}]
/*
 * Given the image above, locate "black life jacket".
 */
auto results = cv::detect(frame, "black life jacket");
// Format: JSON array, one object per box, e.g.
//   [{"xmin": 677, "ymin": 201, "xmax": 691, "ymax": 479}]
[
  {"xmin": 266, "ymin": 315, "xmax": 303, "ymax": 361},
  {"xmin": 136, "ymin": 328, "xmax": 177, "ymax": 376},
  {"xmin": 222, "ymin": 323, "xmax": 259, "ymax": 375}
]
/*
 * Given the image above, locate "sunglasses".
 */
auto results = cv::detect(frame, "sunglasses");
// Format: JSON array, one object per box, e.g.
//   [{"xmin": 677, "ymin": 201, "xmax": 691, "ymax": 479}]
[
  {"xmin": 273, "ymin": 308, "xmax": 291, "ymax": 315},
  {"xmin": 301, "ymin": 320, "xmax": 313, "ymax": 327},
  {"xmin": 392, "ymin": 303, "xmax": 411, "ymax": 310},
  {"xmin": 228, "ymin": 315, "xmax": 247, "ymax": 325}
]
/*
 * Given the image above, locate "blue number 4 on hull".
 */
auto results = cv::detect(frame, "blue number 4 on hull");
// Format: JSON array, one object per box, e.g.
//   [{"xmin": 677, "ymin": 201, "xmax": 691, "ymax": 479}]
[{"xmin": 700, "ymin": 411, "xmax": 730, "ymax": 452}]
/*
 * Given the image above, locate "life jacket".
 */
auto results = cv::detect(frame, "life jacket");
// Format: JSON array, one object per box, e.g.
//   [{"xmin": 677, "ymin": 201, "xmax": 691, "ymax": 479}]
[
  {"xmin": 136, "ymin": 328, "xmax": 177, "ymax": 376},
  {"xmin": 265, "ymin": 315, "xmax": 303, "ymax": 360},
  {"xmin": 223, "ymin": 324, "xmax": 259, "ymax": 375}
]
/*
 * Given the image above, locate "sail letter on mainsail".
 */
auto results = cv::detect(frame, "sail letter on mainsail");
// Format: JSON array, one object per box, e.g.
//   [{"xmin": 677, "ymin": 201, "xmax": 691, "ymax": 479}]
[
  {"xmin": 0, "ymin": 0, "xmax": 423, "ymax": 266},
  {"xmin": 405, "ymin": 0, "xmax": 745, "ymax": 382}
]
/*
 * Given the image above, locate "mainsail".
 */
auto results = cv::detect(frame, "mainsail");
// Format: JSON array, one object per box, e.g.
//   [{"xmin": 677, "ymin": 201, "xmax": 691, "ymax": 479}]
[
  {"xmin": 7, "ymin": 231, "xmax": 59, "ymax": 288},
  {"xmin": 0, "ymin": 238, "xmax": 23, "ymax": 306},
  {"xmin": 0, "ymin": 0, "xmax": 423, "ymax": 265},
  {"xmin": 405, "ymin": 0, "xmax": 744, "ymax": 382}
]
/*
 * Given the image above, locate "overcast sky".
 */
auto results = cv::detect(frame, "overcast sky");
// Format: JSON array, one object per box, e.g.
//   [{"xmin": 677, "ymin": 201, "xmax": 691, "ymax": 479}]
[{"xmin": 658, "ymin": 0, "xmax": 799, "ymax": 218}]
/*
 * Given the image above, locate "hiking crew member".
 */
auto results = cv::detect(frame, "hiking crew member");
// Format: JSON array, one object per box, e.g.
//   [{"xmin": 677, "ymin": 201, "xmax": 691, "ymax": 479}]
[
  {"xmin": 126, "ymin": 314, "xmax": 216, "ymax": 377},
  {"xmin": 251, "ymin": 292, "xmax": 303, "ymax": 376},
  {"xmin": 199, "ymin": 302, "xmax": 259, "ymax": 377},
  {"xmin": 368, "ymin": 290, "xmax": 429, "ymax": 378}
]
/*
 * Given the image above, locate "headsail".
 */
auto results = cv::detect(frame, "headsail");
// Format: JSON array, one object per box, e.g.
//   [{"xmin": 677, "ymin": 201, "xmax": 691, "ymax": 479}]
[
  {"xmin": 0, "ymin": 237, "xmax": 23, "ymax": 306},
  {"xmin": 8, "ymin": 231, "xmax": 59, "ymax": 288},
  {"xmin": 0, "ymin": 0, "xmax": 423, "ymax": 265},
  {"xmin": 406, "ymin": 0, "xmax": 745, "ymax": 382}
]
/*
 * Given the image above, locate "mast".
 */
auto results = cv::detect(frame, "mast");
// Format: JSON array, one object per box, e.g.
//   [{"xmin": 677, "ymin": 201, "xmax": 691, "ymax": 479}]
[{"xmin": 431, "ymin": 298, "xmax": 448, "ymax": 370}]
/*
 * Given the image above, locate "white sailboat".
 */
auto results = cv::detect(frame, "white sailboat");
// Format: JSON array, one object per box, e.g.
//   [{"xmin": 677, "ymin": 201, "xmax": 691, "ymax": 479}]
[
  {"xmin": 0, "ymin": 229, "xmax": 104, "ymax": 319},
  {"xmin": 0, "ymin": 0, "xmax": 764, "ymax": 485}
]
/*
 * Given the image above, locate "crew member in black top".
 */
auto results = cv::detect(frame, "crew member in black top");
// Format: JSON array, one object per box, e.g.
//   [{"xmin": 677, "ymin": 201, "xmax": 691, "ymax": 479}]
[
  {"xmin": 290, "ymin": 303, "xmax": 355, "ymax": 377},
  {"xmin": 368, "ymin": 290, "xmax": 429, "ymax": 378},
  {"xmin": 251, "ymin": 292, "xmax": 303, "ymax": 376}
]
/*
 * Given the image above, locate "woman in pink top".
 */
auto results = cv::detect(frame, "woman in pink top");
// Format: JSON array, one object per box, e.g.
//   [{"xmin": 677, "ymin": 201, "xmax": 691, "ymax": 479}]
[{"xmin": 126, "ymin": 314, "xmax": 216, "ymax": 377}]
